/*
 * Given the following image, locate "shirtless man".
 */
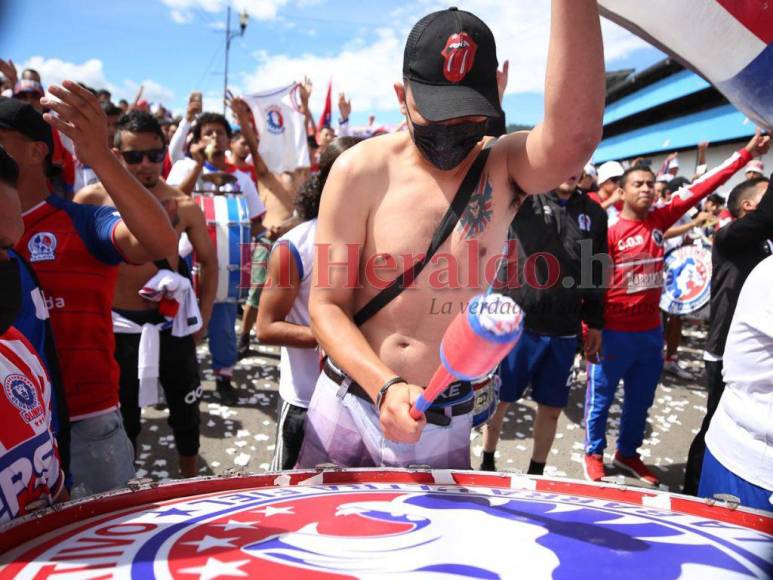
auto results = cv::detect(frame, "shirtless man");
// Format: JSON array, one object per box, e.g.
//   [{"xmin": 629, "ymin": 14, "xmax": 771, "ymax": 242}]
[
  {"xmin": 76, "ymin": 110, "xmax": 217, "ymax": 477},
  {"xmin": 297, "ymin": 3, "xmax": 605, "ymax": 469}
]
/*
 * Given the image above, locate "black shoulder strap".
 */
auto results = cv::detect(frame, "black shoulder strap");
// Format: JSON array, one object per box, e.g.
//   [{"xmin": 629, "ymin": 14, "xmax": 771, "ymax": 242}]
[{"xmin": 354, "ymin": 144, "xmax": 494, "ymax": 327}]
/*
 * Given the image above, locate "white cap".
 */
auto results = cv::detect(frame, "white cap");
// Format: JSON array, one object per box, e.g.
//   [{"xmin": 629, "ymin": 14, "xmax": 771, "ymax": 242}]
[
  {"xmin": 746, "ymin": 159, "xmax": 765, "ymax": 174},
  {"xmin": 583, "ymin": 163, "xmax": 597, "ymax": 178},
  {"xmin": 668, "ymin": 157, "xmax": 680, "ymax": 169},
  {"xmin": 597, "ymin": 161, "xmax": 624, "ymax": 186}
]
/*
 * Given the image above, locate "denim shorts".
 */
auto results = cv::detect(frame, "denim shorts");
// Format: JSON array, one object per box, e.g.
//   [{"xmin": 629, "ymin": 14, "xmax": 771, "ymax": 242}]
[{"xmin": 69, "ymin": 409, "xmax": 136, "ymax": 499}]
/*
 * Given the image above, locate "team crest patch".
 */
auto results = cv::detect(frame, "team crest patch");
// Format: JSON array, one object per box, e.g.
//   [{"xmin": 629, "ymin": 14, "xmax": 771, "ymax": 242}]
[
  {"xmin": 3, "ymin": 482, "xmax": 771, "ymax": 578},
  {"xmin": 441, "ymin": 32, "xmax": 478, "ymax": 83},
  {"xmin": 3, "ymin": 374, "xmax": 43, "ymax": 425},
  {"xmin": 661, "ymin": 244, "xmax": 712, "ymax": 315},
  {"xmin": 652, "ymin": 229, "xmax": 664, "ymax": 246},
  {"xmin": 27, "ymin": 232, "xmax": 57, "ymax": 262},
  {"xmin": 578, "ymin": 213, "xmax": 591, "ymax": 231},
  {"xmin": 266, "ymin": 105, "xmax": 285, "ymax": 135}
]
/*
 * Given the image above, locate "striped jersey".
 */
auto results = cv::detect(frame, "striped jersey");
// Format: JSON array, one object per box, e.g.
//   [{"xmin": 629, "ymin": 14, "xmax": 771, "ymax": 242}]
[{"xmin": 0, "ymin": 327, "xmax": 64, "ymax": 523}]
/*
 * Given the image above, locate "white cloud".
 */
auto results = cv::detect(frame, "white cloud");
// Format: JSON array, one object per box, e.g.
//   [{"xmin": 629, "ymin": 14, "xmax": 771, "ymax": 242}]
[
  {"xmin": 21, "ymin": 56, "xmax": 114, "ymax": 93},
  {"xmin": 20, "ymin": 56, "xmax": 176, "ymax": 107},
  {"xmin": 237, "ymin": 2, "xmax": 653, "ymax": 118},
  {"xmin": 121, "ymin": 79, "xmax": 176, "ymax": 105},
  {"xmin": 160, "ymin": 0, "xmax": 290, "ymax": 23}
]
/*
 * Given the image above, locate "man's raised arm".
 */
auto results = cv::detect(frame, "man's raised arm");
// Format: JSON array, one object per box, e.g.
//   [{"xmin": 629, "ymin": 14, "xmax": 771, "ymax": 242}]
[
  {"xmin": 504, "ymin": 0, "xmax": 605, "ymax": 194},
  {"xmin": 42, "ymin": 81, "xmax": 177, "ymax": 263}
]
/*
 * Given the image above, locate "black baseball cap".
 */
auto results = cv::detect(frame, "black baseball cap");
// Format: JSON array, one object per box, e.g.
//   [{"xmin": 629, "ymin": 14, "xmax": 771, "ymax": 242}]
[
  {"xmin": 403, "ymin": 7, "xmax": 499, "ymax": 122},
  {"xmin": 0, "ymin": 97, "xmax": 54, "ymax": 158}
]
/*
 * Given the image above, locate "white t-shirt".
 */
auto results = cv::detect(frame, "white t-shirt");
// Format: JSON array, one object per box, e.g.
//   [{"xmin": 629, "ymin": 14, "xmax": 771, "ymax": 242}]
[
  {"xmin": 242, "ymin": 84, "xmax": 310, "ymax": 174},
  {"xmin": 706, "ymin": 255, "xmax": 773, "ymax": 491},
  {"xmin": 166, "ymin": 158, "xmax": 265, "ymax": 220},
  {"xmin": 276, "ymin": 219, "xmax": 320, "ymax": 408}
]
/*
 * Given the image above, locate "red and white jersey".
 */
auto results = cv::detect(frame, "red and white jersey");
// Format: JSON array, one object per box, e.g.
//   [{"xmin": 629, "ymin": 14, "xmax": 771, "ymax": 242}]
[
  {"xmin": 0, "ymin": 327, "xmax": 64, "ymax": 524},
  {"xmin": 606, "ymin": 149, "xmax": 751, "ymax": 332}
]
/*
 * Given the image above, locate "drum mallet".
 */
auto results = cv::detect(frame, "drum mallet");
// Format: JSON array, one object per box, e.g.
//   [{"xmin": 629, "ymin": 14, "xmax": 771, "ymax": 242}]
[{"xmin": 409, "ymin": 293, "xmax": 524, "ymax": 420}]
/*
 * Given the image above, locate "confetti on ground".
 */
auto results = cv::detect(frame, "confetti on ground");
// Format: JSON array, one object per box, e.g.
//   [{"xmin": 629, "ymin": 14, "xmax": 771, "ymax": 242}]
[{"xmin": 136, "ymin": 327, "xmax": 707, "ymax": 489}]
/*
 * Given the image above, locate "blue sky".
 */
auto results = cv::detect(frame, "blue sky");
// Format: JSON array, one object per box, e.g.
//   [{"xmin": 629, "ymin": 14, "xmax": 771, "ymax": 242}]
[{"xmin": 0, "ymin": 0, "xmax": 664, "ymax": 128}]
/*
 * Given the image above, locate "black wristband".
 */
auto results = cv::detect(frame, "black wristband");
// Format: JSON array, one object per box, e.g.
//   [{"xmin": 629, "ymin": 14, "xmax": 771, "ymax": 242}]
[{"xmin": 375, "ymin": 376, "xmax": 406, "ymax": 410}]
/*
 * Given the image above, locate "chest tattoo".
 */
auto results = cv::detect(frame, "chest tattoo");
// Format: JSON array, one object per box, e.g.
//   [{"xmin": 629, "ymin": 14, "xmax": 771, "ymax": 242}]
[{"xmin": 458, "ymin": 174, "xmax": 494, "ymax": 240}]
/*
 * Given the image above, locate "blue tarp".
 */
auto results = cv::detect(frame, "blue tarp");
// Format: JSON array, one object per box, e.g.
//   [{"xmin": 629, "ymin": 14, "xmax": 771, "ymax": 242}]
[{"xmin": 594, "ymin": 104, "xmax": 754, "ymax": 163}]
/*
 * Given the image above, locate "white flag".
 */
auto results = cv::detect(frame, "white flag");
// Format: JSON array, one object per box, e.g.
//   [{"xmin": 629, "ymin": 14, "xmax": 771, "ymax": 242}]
[{"xmin": 243, "ymin": 83, "xmax": 311, "ymax": 173}]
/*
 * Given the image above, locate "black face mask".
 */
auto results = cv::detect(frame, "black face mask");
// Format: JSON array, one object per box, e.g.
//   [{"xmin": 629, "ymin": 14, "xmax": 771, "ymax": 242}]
[
  {"xmin": 407, "ymin": 109, "xmax": 487, "ymax": 171},
  {"xmin": 0, "ymin": 259, "xmax": 22, "ymax": 335}
]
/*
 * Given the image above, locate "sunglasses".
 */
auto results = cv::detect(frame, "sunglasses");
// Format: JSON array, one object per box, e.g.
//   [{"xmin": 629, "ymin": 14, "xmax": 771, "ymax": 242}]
[{"xmin": 120, "ymin": 148, "xmax": 166, "ymax": 164}]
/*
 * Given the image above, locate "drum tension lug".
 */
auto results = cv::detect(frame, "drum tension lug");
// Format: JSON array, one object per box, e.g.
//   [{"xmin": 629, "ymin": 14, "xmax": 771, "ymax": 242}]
[
  {"xmin": 313, "ymin": 463, "xmax": 342, "ymax": 472},
  {"xmin": 127, "ymin": 477, "xmax": 155, "ymax": 491},
  {"xmin": 709, "ymin": 493, "xmax": 741, "ymax": 510},
  {"xmin": 408, "ymin": 464, "xmax": 432, "ymax": 471},
  {"xmin": 223, "ymin": 467, "xmax": 245, "ymax": 477}
]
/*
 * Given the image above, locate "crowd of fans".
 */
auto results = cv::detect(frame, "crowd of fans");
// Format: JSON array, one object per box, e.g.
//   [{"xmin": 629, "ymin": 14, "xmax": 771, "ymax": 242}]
[{"xmin": 0, "ymin": 25, "xmax": 771, "ymax": 528}]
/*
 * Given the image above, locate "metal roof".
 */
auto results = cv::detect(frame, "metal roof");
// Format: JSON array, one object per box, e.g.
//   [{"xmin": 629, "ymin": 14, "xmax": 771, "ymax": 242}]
[
  {"xmin": 604, "ymin": 70, "xmax": 710, "ymax": 125},
  {"xmin": 594, "ymin": 104, "xmax": 754, "ymax": 163}
]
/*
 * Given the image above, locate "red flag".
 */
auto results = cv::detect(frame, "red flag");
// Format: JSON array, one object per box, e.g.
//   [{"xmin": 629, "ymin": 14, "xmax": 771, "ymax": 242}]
[{"xmin": 317, "ymin": 80, "xmax": 332, "ymax": 132}]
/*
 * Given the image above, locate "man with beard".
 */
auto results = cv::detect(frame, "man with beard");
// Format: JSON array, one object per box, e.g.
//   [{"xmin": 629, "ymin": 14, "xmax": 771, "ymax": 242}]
[
  {"xmin": 75, "ymin": 111, "xmax": 217, "ymax": 477},
  {"xmin": 297, "ymin": 3, "xmax": 607, "ymax": 469}
]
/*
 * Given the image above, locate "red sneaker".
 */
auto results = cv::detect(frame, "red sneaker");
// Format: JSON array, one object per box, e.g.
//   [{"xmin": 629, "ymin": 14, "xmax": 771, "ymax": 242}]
[
  {"xmin": 583, "ymin": 454, "xmax": 606, "ymax": 482},
  {"xmin": 613, "ymin": 451, "xmax": 660, "ymax": 486}
]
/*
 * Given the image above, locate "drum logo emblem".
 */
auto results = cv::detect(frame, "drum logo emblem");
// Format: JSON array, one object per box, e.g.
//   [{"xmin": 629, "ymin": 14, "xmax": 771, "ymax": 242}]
[
  {"xmin": 4, "ymin": 373, "xmax": 43, "ymax": 424},
  {"xmin": 441, "ymin": 32, "xmax": 478, "ymax": 83},
  {"xmin": 28, "ymin": 232, "xmax": 57, "ymax": 262},
  {"xmin": 266, "ymin": 106, "xmax": 285, "ymax": 135},
  {"xmin": 7, "ymin": 485, "xmax": 770, "ymax": 578}
]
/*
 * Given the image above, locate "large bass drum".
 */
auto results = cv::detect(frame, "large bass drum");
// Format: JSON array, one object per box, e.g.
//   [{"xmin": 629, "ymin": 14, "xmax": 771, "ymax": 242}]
[
  {"xmin": 192, "ymin": 193, "xmax": 252, "ymax": 303},
  {"xmin": 1, "ymin": 468, "xmax": 771, "ymax": 578}
]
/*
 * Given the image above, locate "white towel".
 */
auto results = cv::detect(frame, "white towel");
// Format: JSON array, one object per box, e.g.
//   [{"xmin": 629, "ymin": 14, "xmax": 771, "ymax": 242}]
[
  {"xmin": 138, "ymin": 270, "xmax": 203, "ymax": 337},
  {"xmin": 112, "ymin": 312, "xmax": 162, "ymax": 407}
]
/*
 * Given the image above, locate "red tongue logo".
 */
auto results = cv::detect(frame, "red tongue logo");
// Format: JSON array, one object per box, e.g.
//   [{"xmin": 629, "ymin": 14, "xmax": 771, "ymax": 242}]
[{"xmin": 441, "ymin": 32, "xmax": 478, "ymax": 83}]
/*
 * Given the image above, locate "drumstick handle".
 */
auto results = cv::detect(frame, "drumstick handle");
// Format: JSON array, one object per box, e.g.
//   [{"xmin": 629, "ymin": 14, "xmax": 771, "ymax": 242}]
[{"xmin": 409, "ymin": 366, "xmax": 454, "ymax": 420}]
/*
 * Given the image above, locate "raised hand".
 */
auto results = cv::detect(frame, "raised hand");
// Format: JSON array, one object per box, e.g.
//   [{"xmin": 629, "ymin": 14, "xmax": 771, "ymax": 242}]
[
  {"xmin": 0, "ymin": 59, "xmax": 18, "ymax": 88},
  {"xmin": 745, "ymin": 128, "xmax": 771, "ymax": 158},
  {"xmin": 40, "ymin": 81, "xmax": 111, "ymax": 167},
  {"xmin": 338, "ymin": 92, "xmax": 351, "ymax": 121},
  {"xmin": 186, "ymin": 91, "xmax": 203, "ymax": 122},
  {"xmin": 496, "ymin": 59, "xmax": 509, "ymax": 104},
  {"xmin": 298, "ymin": 76, "xmax": 312, "ymax": 112}
]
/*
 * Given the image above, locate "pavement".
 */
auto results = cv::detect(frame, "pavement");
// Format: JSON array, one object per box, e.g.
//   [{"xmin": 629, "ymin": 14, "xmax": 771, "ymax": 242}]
[{"xmin": 134, "ymin": 321, "xmax": 710, "ymax": 494}]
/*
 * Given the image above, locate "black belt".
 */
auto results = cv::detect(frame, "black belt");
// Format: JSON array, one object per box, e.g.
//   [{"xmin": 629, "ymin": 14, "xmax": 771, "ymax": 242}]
[{"xmin": 322, "ymin": 359, "xmax": 475, "ymax": 427}]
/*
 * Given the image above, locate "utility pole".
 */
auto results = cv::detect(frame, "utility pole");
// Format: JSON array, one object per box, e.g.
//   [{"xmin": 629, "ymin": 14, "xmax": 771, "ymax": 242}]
[{"xmin": 223, "ymin": 6, "xmax": 249, "ymax": 114}]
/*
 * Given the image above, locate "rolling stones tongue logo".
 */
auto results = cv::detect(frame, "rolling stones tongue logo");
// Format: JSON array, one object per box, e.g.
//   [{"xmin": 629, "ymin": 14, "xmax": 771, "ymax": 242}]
[{"xmin": 441, "ymin": 32, "xmax": 478, "ymax": 83}]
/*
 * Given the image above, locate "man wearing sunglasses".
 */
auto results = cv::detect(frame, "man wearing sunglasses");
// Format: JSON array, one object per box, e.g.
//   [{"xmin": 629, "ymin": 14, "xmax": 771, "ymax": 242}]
[
  {"xmin": 1, "ymin": 86, "xmax": 178, "ymax": 498},
  {"xmin": 75, "ymin": 110, "xmax": 218, "ymax": 478}
]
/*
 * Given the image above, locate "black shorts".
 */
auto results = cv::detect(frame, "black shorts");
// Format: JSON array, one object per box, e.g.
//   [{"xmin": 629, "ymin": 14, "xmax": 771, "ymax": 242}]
[
  {"xmin": 114, "ymin": 309, "xmax": 201, "ymax": 457},
  {"xmin": 270, "ymin": 398, "xmax": 307, "ymax": 470}
]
